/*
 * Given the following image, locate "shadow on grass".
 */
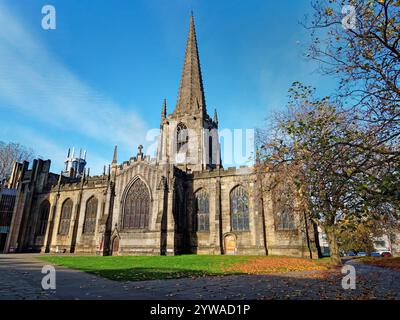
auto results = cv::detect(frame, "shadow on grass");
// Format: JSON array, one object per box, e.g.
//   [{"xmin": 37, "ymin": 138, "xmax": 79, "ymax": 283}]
[{"xmin": 77, "ymin": 267, "xmax": 244, "ymax": 282}]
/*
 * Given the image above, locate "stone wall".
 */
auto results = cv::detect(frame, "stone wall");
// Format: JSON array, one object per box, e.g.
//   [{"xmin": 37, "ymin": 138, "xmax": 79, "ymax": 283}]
[
  {"xmin": 44, "ymin": 177, "xmax": 108, "ymax": 254},
  {"xmin": 7, "ymin": 158, "xmax": 318, "ymax": 259},
  {"xmin": 111, "ymin": 156, "xmax": 166, "ymax": 255}
]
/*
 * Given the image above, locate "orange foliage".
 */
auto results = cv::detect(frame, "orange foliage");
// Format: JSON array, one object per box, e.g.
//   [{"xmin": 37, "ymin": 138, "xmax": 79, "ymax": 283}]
[{"xmin": 225, "ymin": 257, "xmax": 329, "ymax": 274}]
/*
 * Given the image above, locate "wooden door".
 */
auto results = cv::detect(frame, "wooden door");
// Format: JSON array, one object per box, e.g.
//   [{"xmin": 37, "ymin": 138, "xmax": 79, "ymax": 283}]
[
  {"xmin": 111, "ymin": 237, "xmax": 119, "ymax": 256},
  {"xmin": 224, "ymin": 234, "xmax": 236, "ymax": 255}
]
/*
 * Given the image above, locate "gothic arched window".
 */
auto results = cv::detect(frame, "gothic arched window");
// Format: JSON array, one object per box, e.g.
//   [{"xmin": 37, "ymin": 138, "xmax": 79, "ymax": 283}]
[
  {"xmin": 176, "ymin": 123, "xmax": 189, "ymax": 153},
  {"xmin": 123, "ymin": 179, "xmax": 150, "ymax": 229},
  {"xmin": 58, "ymin": 199, "xmax": 73, "ymax": 235},
  {"xmin": 276, "ymin": 210, "xmax": 296, "ymax": 231},
  {"xmin": 83, "ymin": 196, "xmax": 98, "ymax": 234},
  {"xmin": 230, "ymin": 186, "xmax": 249, "ymax": 231},
  {"xmin": 275, "ymin": 183, "xmax": 296, "ymax": 231},
  {"xmin": 194, "ymin": 190, "xmax": 209, "ymax": 232},
  {"xmin": 36, "ymin": 200, "xmax": 50, "ymax": 236}
]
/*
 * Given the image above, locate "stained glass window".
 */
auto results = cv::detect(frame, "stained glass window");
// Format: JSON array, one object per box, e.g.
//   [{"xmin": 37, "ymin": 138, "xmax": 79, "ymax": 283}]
[
  {"xmin": 58, "ymin": 199, "xmax": 73, "ymax": 235},
  {"xmin": 194, "ymin": 190, "xmax": 209, "ymax": 231},
  {"xmin": 83, "ymin": 197, "xmax": 98, "ymax": 234},
  {"xmin": 177, "ymin": 123, "xmax": 189, "ymax": 153},
  {"xmin": 36, "ymin": 200, "xmax": 50, "ymax": 236},
  {"xmin": 230, "ymin": 186, "xmax": 249, "ymax": 231},
  {"xmin": 276, "ymin": 210, "xmax": 296, "ymax": 230},
  {"xmin": 123, "ymin": 179, "xmax": 150, "ymax": 229},
  {"xmin": 275, "ymin": 185, "xmax": 296, "ymax": 231}
]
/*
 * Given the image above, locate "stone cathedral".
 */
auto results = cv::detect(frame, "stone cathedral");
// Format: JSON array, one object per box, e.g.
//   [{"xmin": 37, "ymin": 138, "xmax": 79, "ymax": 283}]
[{"xmin": 0, "ymin": 15, "xmax": 320, "ymax": 258}]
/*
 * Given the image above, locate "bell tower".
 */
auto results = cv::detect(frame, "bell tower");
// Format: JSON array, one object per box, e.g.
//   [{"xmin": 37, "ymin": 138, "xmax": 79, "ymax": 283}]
[
  {"xmin": 63, "ymin": 147, "xmax": 87, "ymax": 178},
  {"xmin": 157, "ymin": 13, "xmax": 221, "ymax": 172}
]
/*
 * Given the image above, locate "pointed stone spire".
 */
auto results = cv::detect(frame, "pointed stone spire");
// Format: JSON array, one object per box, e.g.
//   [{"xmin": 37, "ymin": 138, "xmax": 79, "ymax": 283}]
[
  {"xmin": 174, "ymin": 13, "xmax": 206, "ymax": 117},
  {"xmin": 112, "ymin": 145, "xmax": 118, "ymax": 164},
  {"xmin": 213, "ymin": 109, "xmax": 218, "ymax": 125},
  {"xmin": 161, "ymin": 99, "xmax": 167, "ymax": 120}
]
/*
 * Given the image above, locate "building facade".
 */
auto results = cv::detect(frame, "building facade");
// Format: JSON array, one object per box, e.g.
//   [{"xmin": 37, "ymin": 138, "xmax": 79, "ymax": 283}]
[{"xmin": 1, "ymin": 15, "xmax": 320, "ymax": 258}]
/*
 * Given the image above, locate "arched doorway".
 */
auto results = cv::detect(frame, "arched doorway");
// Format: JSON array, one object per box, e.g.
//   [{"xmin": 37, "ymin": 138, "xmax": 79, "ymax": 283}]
[
  {"xmin": 224, "ymin": 234, "xmax": 237, "ymax": 255},
  {"xmin": 111, "ymin": 236, "xmax": 119, "ymax": 256}
]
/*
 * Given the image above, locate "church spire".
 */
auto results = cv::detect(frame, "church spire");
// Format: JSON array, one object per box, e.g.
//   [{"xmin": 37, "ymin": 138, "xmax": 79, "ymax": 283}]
[{"xmin": 174, "ymin": 13, "xmax": 206, "ymax": 117}]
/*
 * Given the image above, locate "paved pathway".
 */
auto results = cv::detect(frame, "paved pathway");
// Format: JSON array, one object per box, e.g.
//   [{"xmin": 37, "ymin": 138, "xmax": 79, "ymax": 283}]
[{"xmin": 0, "ymin": 254, "xmax": 399, "ymax": 300}]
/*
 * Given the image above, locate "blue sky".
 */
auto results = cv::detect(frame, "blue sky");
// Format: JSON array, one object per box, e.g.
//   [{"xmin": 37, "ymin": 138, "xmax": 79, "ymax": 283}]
[{"xmin": 0, "ymin": 0, "xmax": 337, "ymax": 174}]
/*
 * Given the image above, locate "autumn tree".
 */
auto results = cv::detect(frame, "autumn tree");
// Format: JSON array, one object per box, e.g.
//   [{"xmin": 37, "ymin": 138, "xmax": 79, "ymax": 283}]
[
  {"xmin": 337, "ymin": 221, "xmax": 376, "ymax": 253},
  {"xmin": 307, "ymin": 0, "xmax": 399, "ymax": 138},
  {"xmin": 0, "ymin": 141, "xmax": 35, "ymax": 183},
  {"xmin": 306, "ymin": 0, "xmax": 400, "ymax": 207},
  {"xmin": 338, "ymin": 206, "xmax": 400, "ymax": 253},
  {"xmin": 258, "ymin": 82, "xmax": 391, "ymax": 266}
]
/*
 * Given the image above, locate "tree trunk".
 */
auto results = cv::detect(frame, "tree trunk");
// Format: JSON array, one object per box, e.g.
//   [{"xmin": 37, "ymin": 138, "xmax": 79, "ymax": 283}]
[
  {"xmin": 313, "ymin": 221, "xmax": 323, "ymax": 258},
  {"xmin": 325, "ymin": 226, "xmax": 342, "ymax": 266}
]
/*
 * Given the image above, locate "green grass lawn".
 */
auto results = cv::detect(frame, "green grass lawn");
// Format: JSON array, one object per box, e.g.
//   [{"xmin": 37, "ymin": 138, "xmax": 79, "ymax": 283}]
[
  {"xmin": 38, "ymin": 255, "xmax": 249, "ymax": 281},
  {"xmin": 38, "ymin": 255, "xmax": 329, "ymax": 282}
]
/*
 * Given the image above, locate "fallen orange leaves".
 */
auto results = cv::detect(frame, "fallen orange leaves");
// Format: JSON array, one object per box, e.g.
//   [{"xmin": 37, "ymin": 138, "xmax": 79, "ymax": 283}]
[
  {"xmin": 361, "ymin": 257, "xmax": 400, "ymax": 270},
  {"xmin": 225, "ymin": 257, "xmax": 329, "ymax": 275}
]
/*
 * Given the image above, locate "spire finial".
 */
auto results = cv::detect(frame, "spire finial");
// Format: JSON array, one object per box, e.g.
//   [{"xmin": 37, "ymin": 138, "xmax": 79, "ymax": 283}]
[
  {"xmin": 112, "ymin": 145, "xmax": 118, "ymax": 164},
  {"xmin": 214, "ymin": 109, "xmax": 218, "ymax": 125}
]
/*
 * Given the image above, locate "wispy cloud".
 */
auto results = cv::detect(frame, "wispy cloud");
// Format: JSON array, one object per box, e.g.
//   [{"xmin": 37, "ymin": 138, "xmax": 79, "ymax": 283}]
[
  {"xmin": 0, "ymin": 123, "xmax": 111, "ymax": 175},
  {"xmin": 0, "ymin": 2, "xmax": 149, "ymax": 173}
]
